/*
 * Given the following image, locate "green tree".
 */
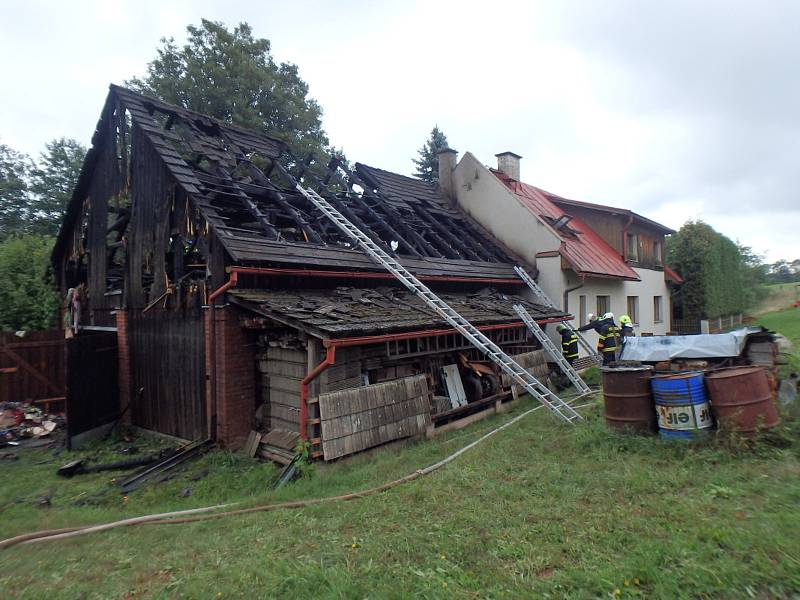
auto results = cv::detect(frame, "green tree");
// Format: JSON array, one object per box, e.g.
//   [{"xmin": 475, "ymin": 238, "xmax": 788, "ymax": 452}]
[
  {"xmin": 0, "ymin": 235, "xmax": 60, "ymax": 331},
  {"xmin": 0, "ymin": 142, "xmax": 32, "ymax": 240},
  {"xmin": 412, "ymin": 125, "xmax": 450, "ymax": 183},
  {"xmin": 127, "ymin": 19, "xmax": 334, "ymax": 162},
  {"xmin": 28, "ymin": 138, "xmax": 86, "ymax": 236},
  {"xmin": 667, "ymin": 221, "xmax": 767, "ymax": 318}
]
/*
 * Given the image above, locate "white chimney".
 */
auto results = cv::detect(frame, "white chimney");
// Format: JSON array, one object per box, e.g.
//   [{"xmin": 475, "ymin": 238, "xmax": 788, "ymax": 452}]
[
  {"xmin": 437, "ymin": 148, "xmax": 458, "ymax": 203},
  {"xmin": 495, "ymin": 151, "xmax": 522, "ymax": 181}
]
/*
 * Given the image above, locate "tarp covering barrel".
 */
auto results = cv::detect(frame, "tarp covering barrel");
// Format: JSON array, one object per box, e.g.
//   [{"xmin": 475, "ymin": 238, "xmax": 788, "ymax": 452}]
[{"xmin": 620, "ymin": 327, "xmax": 765, "ymax": 362}]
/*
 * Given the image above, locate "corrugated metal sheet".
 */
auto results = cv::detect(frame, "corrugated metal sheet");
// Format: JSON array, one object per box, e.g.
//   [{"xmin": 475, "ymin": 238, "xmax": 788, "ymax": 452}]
[{"xmin": 492, "ymin": 169, "xmax": 640, "ymax": 280}]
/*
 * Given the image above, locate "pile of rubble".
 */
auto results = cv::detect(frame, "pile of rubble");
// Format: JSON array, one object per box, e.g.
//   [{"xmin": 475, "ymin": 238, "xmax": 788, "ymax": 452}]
[{"xmin": 0, "ymin": 401, "xmax": 64, "ymax": 447}]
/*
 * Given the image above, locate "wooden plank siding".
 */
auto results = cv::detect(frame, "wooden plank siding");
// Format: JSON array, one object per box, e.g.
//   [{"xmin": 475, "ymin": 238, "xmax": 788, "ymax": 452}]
[
  {"xmin": 318, "ymin": 374, "xmax": 431, "ymax": 460},
  {"xmin": 555, "ymin": 205, "xmax": 666, "ymax": 271},
  {"xmin": 0, "ymin": 330, "xmax": 65, "ymax": 404},
  {"xmin": 128, "ymin": 310, "xmax": 207, "ymax": 440}
]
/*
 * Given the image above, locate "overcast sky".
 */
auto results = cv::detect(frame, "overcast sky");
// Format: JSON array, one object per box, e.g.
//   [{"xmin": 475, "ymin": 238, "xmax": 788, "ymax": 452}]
[{"xmin": 1, "ymin": 0, "xmax": 797, "ymax": 261}]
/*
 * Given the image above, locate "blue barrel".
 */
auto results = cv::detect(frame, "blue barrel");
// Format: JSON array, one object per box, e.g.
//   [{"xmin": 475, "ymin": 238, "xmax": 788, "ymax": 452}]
[{"xmin": 651, "ymin": 372, "xmax": 714, "ymax": 439}]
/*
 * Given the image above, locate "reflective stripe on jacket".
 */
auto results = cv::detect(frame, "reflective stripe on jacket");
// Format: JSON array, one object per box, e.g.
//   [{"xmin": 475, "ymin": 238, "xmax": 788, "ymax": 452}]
[
  {"xmin": 597, "ymin": 320, "xmax": 618, "ymax": 352},
  {"xmin": 560, "ymin": 331, "xmax": 579, "ymax": 358}
]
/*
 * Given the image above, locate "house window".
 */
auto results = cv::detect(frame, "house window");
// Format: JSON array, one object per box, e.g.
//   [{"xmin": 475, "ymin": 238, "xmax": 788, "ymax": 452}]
[
  {"xmin": 654, "ymin": 241, "xmax": 663, "ymax": 266},
  {"xmin": 579, "ymin": 295, "xmax": 587, "ymax": 326},
  {"xmin": 627, "ymin": 296, "xmax": 639, "ymax": 325},
  {"xmin": 627, "ymin": 234, "xmax": 639, "ymax": 262},
  {"xmin": 596, "ymin": 295, "xmax": 610, "ymax": 316},
  {"xmin": 654, "ymin": 296, "xmax": 663, "ymax": 323}
]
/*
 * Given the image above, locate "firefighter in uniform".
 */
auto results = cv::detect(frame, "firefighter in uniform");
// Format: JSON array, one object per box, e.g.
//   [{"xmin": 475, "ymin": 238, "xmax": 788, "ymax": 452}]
[
  {"xmin": 619, "ymin": 314, "xmax": 634, "ymax": 337},
  {"xmin": 596, "ymin": 312, "xmax": 619, "ymax": 365},
  {"xmin": 577, "ymin": 313, "xmax": 601, "ymax": 353},
  {"xmin": 556, "ymin": 323, "xmax": 579, "ymax": 366}
]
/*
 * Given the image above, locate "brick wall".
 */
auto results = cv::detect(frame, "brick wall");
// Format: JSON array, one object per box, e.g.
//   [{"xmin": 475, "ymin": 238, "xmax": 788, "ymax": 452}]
[
  {"xmin": 205, "ymin": 307, "xmax": 255, "ymax": 449},
  {"xmin": 115, "ymin": 310, "xmax": 132, "ymax": 425}
]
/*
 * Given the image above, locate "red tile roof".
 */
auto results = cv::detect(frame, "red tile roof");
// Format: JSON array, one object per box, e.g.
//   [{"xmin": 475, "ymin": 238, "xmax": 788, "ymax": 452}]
[{"xmin": 491, "ymin": 169, "xmax": 640, "ymax": 281}]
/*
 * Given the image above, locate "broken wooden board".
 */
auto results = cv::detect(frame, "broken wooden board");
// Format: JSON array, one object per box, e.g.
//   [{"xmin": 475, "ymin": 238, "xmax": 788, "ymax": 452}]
[
  {"xmin": 243, "ymin": 431, "xmax": 262, "ymax": 458},
  {"xmin": 317, "ymin": 374, "xmax": 431, "ymax": 461}
]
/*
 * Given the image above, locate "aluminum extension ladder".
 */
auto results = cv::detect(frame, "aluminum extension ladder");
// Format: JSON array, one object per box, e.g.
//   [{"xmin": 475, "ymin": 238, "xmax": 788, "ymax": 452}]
[
  {"xmin": 296, "ymin": 185, "xmax": 582, "ymax": 424},
  {"xmin": 513, "ymin": 266, "xmax": 598, "ymax": 358},
  {"xmin": 512, "ymin": 304, "xmax": 591, "ymax": 395}
]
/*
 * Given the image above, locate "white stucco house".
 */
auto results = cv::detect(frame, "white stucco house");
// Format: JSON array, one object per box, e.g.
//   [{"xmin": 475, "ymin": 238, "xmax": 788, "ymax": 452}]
[{"xmin": 436, "ymin": 149, "xmax": 682, "ymax": 355}]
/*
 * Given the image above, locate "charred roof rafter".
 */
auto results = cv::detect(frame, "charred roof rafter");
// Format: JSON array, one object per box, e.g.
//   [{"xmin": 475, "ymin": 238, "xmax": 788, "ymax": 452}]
[{"xmin": 56, "ymin": 86, "xmax": 522, "ymax": 275}]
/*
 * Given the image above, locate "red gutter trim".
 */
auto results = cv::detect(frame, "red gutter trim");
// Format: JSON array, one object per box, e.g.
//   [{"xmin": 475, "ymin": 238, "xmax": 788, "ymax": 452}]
[
  {"xmin": 209, "ymin": 266, "xmax": 520, "ymax": 305},
  {"xmin": 208, "ymin": 271, "xmax": 239, "ymax": 302},
  {"xmin": 228, "ymin": 265, "xmax": 519, "ymax": 285},
  {"xmin": 323, "ymin": 318, "xmax": 568, "ymax": 348},
  {"xmin": 299, "ymin": 316, "xmax": 570, "ymax": 440},
  {"xmin": 299, "ymin": 345, "xmax": 337, "ymax": 441},
  {"xmin": 324, "ymin": 322, "xmax": 521, "ymax": 348}
]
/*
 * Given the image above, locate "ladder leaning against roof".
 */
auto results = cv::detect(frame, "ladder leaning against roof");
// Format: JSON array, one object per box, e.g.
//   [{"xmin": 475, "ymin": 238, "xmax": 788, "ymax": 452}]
[
  {"xmin": 513, "ymin": 265, "xmax": 599, "ymax": 358},
  {"xmin": 294, "ymin": 184, "xmax": 582, "ymax": 425},
  {"xmin": 512, "ymin": 304, "xmax": 592, "ymax": 396}
]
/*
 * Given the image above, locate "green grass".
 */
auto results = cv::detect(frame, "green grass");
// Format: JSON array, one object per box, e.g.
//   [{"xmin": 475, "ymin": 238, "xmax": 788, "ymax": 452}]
[
  {"xmin": 2, "ymin": 308, "xmax": 799, "ymax": 599},
  {"xmin": 757, "ymin": 307, "xmax": 800, "ymax": 348},
  {"xmin": 2, "ymin": 400, "xmax": 799, "ymax": 599},
  {"xmin": 757, "ymin": 307, "xmax": 800, "ymax": 375},
  {"xmin": 755, "ymin": 283, "xmax": 800, "ymax": 315}
]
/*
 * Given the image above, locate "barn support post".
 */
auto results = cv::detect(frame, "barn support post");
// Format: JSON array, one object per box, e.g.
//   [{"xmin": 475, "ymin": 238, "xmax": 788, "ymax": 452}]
[
  {"xmin": 205, "ymin": 305, "xmax": 255, "ymax": 449},
  {"xmin": 115, "ymin": 310, "xmax": 132, "ymax": 425}
]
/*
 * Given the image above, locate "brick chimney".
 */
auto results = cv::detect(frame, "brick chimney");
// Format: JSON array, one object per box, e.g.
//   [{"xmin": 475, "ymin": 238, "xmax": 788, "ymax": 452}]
[
  {"xmin": 495, "ymin": 151, "xmax": 522, "ymax": 181},
  {"xmin": 437, "ymin": 148, "xmax": 457, "ymax": 203}
]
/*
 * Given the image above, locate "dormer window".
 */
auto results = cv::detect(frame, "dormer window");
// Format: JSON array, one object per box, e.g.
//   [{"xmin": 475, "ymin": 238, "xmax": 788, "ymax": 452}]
[
  {"xmin": 626, "ymin": 234, "xmax": 639, "ymax": 262},
  {"xmin": 654, "ymin": 241, "xmax": 663, "ymax": 266},
  {"xmin": 541, "ymin": 214, "xmax": 580, "ymax": 239}
]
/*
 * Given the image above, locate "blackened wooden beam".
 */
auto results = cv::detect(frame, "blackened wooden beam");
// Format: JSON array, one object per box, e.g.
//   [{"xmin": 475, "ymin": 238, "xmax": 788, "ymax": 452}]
[
  {"xmin": 331, "ymin": 162, "xmax": 436, "ymax": 257},
  {"xmin": 323, "ymin": 194, "xmax": 398, "ymax": 256},
  {"xmin": 242, "ymin": 161, "xmax": 325, "ymax": 244},
  {"xmin": 214, "ymin": 167, "xmax": 280, "ymax": 240},
  {"xmin": 411, "ymin": 204, "xmax": 482, "ymax": 261},
  {"xmin": 457, "ymin": 218, "xmax": 510, "ymax": 262},
  {"xmin": 444, "ymin": 217, "xmax": 496, "ymax": 261},
  {"xmin": 347, "ymin": 193, "xmax": 423, "ymax": 258},
  {"xmin": 362, "ymin": 192, "xmax": 444, "ymax": 258},
  {"xmin": 270, "ymin": 159, "xmax": 400, "ymax": 257}
]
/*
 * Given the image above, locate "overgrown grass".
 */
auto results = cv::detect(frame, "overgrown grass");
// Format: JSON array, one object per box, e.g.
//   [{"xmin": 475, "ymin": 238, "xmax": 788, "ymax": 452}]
[
  {"xmin": 2, "ymin": 310, "xmax": 799, "ymax": 598},
  {"xmin": 2, "ymin": 399, "xmax": 799, "ymax": 599},
  {"xmin": 755, "ymin": 283, "xmax": 800, "ymax": 315},
  {"xmin": 757, "ymin": 307, "xmax": 800, "ymax": 375}
]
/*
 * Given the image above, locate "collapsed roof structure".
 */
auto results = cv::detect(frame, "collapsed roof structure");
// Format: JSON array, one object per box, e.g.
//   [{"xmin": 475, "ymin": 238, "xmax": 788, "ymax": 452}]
[{"xmin": 53, "ymin": 85, "xmax": 567, "ymax": 460}]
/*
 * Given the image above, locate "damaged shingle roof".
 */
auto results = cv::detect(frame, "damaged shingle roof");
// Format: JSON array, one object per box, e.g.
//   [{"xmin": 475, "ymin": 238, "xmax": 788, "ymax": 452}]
[
  {"xmin": 229, "ymin": 287, "xmax": 565, "ymax": 337},
  {"xmin": 55, "ymin": 85, "xmax": 520, "ymax": 279}
]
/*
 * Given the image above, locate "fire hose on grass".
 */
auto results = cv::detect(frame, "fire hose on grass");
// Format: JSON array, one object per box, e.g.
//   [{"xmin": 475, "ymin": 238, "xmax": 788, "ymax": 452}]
[{"xmin": 0, "ymin": 400, "xmax": 595, "ymax": 550}]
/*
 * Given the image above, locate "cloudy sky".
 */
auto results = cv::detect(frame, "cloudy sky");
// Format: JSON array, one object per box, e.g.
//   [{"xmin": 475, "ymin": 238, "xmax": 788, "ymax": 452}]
[{"xmin": 1, "ymin": 0, "xmax": 797, "ymax": 261}]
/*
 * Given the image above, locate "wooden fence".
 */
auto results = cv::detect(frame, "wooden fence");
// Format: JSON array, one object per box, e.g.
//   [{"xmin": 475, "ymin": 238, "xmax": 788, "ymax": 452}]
[
  {"xmin": 671, "ymin": 314, "xmax": 746, "ymax": 335},
  {"xmin": 704, "ymin": 314, "xmax": 745, "ymax": 334},
  {"xmin": 0, "ymin": 330, "xmax": 65, "ymax": 407}
]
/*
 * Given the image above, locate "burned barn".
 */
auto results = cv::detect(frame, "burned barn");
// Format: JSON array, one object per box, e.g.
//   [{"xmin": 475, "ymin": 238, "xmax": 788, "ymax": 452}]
[{"xmin": 52, "ymin": 85, "xmax": 567, "ymax": 460}]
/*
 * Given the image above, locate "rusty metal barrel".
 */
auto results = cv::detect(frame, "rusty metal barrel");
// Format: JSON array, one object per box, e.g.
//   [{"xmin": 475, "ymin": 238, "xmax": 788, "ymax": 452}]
[
  {"xmin": 651, "ymin": 372, "xmax": 714, "ymax": 439},
  {"xmin": 601, "ymin": 366, "xmax": 657, "ymax": 433},
  {"xmin": 705, "ymin": 366, "xmax": 780, "ymax": 434}
]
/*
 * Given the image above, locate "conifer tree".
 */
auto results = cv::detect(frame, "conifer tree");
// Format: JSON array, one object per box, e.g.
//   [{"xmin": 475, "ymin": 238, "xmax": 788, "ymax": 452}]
[{"xmin": 412, "ymin": 126, "xmax": 450, "ymax": 183}]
